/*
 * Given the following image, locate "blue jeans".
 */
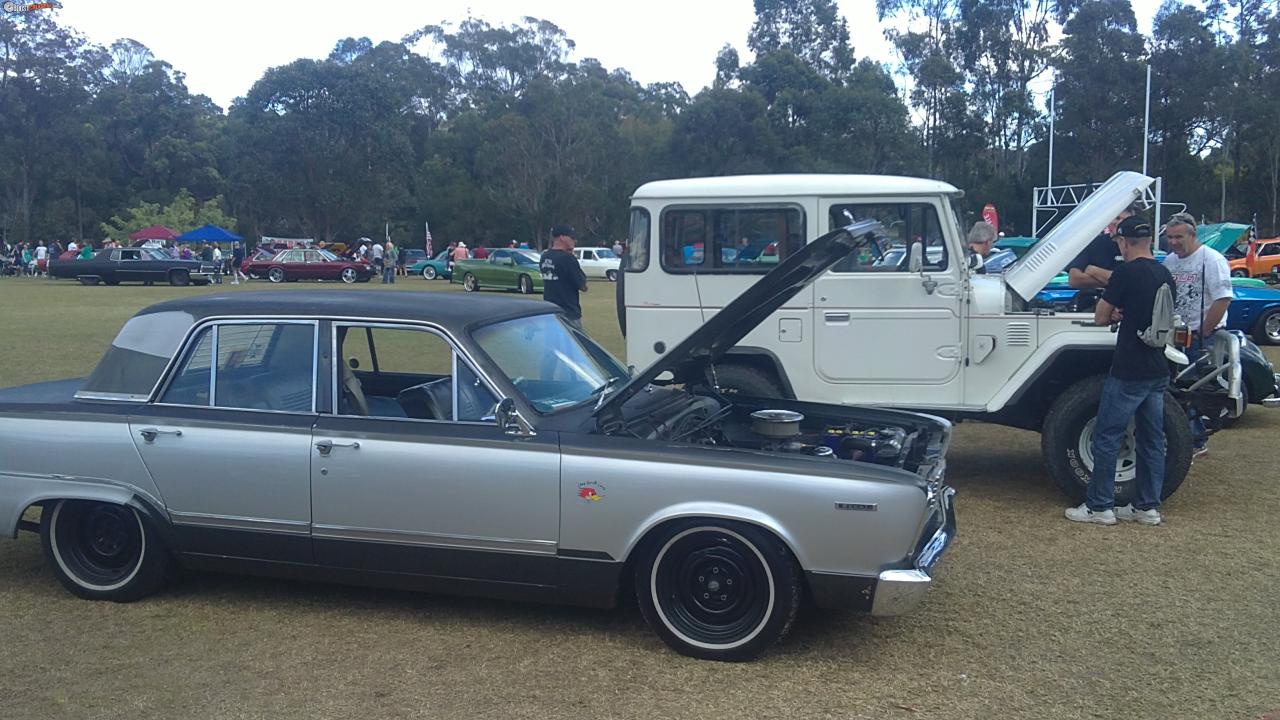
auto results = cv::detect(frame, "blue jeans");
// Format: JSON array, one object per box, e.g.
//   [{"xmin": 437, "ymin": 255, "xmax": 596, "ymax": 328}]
[
  {"xmin": 1087, "ymin": 374, "xmax": 1168, "ymax": 511},
  {"xmin": 381, "ymin": 265, "xmax": 394, "ymax": 284}
]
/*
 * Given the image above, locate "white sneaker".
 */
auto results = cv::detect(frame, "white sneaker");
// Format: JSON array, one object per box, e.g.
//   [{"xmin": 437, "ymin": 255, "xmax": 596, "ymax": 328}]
[
  {"xmin": 1114, "ymin": 504, "xmax": 1162, "ymax": 526},
  {"xmin": 1064, "ymin": 503, "xmax": 1116, "ymax": 525}
]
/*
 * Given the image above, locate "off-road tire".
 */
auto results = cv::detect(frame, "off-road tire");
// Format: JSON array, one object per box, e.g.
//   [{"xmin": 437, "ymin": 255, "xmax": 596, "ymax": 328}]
[
  {"xmin": 711, "ymin": 364, "xmax": 785, "ymax": 399},
  {"xmin": 39, "ymin": 500, "xmax": 171, "ymax": 602},
  {"xmin": 634, "ymin": 520, "xmax": 801, "ymax": 662},
  {"xmin": 1041, "ymin": 375, "xmax": 1192, "ymax": 505}
]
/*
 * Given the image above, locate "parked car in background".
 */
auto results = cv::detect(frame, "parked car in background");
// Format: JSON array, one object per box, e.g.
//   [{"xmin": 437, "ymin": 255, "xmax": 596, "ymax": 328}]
[
  {"xmin": 410, "ymin": 250, "xmax": 453, "ymax": 280},
  {"xmin": 0, "ymin": 222, "xmax": 956, "ymax": 661},
  {"xmin": 242, "ymin": 247, "xmax": 374, "ymax": 284},
  {"xmin": 400, "ymin": 249, "xmax": 426, "ymax": 267},
  {"xmin": 572, "ymin": 247, "xmax": 622, "ymax": 281},
  {"xmin": 451, "ymin": 248, "xmax": 544, "ymax": 294},
  {"xmin": 1228, "ymin": 237, "xmax": 1280, "ymax": 278},
  {"xmin": 48, "ymin": 247, "xmax": 215, "ymax": 286}
]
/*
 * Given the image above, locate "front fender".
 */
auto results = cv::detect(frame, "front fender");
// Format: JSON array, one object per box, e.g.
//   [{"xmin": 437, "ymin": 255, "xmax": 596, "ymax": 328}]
[{"xmin": 620, "ymin": 501, "xmax": 803, "ymax": 567}]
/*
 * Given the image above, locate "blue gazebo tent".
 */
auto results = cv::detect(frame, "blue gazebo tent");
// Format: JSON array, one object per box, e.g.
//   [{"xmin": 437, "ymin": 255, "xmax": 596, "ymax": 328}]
[{"xmin": 175, "ymin": 224, "xmax": 243, "ymax": 243}]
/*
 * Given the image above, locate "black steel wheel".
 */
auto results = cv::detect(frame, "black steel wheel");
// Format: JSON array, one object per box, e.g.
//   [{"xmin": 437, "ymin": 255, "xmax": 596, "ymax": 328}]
[
  {"xmin": 636, "ymin": 521, "xmax": 800, "ymax": 661},
  {"xmin": 39, "ymin": 500, "xmax": 170, "ymax": 602}
]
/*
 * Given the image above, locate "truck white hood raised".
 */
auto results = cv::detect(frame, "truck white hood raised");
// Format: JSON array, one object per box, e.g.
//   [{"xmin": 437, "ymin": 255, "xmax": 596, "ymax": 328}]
[{"xmin": 1004, "ymin": 171, "xmax": 1154, "ymax": 302}]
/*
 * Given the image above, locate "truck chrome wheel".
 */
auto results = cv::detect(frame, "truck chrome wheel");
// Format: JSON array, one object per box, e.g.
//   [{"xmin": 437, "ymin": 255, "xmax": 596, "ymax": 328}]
[
  {"xmin": 637, "ymin": 522, "xmax": 800, "ymax": 661},
  {"xmin": 1077, "ymin": 418, "xmax": 1138, "ymax": 487}
]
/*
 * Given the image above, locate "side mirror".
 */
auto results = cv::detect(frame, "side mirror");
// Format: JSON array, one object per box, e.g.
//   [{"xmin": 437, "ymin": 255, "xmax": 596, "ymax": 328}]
[
  {"xmin": 908, "ymin": 243, "xmax": 924, "ymax": 273},
  {"xmin": 968, "ymin": 252, "xmax": 985, "ymax": 271},
  {"xmin": 495, "ymin": 397, "xmax": 535, "ymax": 437}
]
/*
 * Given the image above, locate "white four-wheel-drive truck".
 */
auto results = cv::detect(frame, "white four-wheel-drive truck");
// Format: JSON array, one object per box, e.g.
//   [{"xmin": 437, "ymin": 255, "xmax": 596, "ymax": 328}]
[{"xmin": 616, "ymin": 171, "xmax": 1241, "ymax": 503}]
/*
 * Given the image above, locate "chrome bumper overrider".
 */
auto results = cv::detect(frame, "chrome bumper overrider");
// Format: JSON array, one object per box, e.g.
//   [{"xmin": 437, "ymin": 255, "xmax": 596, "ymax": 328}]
[{"xmin": 871, "ymin": 485, "xmax": 957, "ymax": 617}]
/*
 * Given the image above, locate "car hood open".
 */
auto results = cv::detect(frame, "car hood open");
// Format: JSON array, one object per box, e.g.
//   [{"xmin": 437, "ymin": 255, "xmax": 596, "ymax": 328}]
[
  {"xmin": 1004, "ymin": 171, "xmax": 1154, "ymax": 302},
  {"xmin": 593, "ymin": 219, "xmax": 883, "ymax": 424}
]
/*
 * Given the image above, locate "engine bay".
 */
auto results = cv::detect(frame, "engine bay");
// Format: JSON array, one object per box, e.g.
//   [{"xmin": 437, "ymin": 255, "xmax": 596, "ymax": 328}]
[{"xmin": 608, "ymin": 387, "xmax": 934, "ymax": 471}]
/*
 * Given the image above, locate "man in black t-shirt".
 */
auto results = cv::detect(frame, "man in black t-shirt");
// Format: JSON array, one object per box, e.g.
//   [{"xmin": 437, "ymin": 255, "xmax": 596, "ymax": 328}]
[
  {"xmin": 1066, "ymin": 216, "xmax": 1176, "ymax": 528},
  {"xmin": 540, "ymin": 224, "xmax": 588, "ymax": 330},
  {"xmin": 1066, "ymin": 203, "xmax": 1138, "ymax": 290}
]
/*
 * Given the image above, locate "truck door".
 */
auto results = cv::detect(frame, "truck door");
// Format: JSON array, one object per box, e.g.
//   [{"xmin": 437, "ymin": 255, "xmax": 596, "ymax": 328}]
[{"xmin": 811, "ymin": 198, "xmax": 965, "ymax": 408}]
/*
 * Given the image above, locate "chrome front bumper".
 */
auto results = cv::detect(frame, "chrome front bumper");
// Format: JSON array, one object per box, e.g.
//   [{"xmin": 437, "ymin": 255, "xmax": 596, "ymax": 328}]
[
  {"xmin": 1264, "ymin": 374, "xmax": 1280, "ymax": 408},
  {"xmin": 871, "ymin": 485, "xmax": 957, "ymax": 617}
]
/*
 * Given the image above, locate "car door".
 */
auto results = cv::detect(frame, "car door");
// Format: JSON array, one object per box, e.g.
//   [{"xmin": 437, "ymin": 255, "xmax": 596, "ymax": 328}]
[
  {"xmin": 310, "ymin": 322, "xmax": 561, "ymax": 585},
  {"xmin": 1255, "ymin": 242, "xmax": 1280, "ymax": 276},
  {"xmin": 129, "ymin": 320, "xmax": 320, "ymax": 562},
  {"xmin": 115, "ymin": 248, "xmax": 147, "ymax": 282},
  {"xmin": 479, "ymin": 251, "xmax": 507, "ymax": 286},
  {"xmin": 811, "ymin": 197, "xmax": 966, "ymax": 408},
  {"xmin": 302, "ymin": 250, "xmax": 330, "ymax": 280}
]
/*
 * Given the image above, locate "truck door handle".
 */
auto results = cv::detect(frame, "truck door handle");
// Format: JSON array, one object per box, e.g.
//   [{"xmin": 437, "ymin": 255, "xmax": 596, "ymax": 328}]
[
  {"xmin": 315, "ymin": 439, "xmax": 360, "ymax": 456},
  {"xmin": 824, "ymin": 312, "xmax": 851, "ymax": 323},
  {"xmin": 138, "ymin": 428, "xmax": 182, "ymax": 442}
]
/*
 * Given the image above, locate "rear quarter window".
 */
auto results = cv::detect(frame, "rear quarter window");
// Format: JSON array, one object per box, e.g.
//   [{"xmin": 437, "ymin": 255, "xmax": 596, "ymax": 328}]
[{"xmin": 659, "ymin": 205, "xmax": 804, "ymax": 274}]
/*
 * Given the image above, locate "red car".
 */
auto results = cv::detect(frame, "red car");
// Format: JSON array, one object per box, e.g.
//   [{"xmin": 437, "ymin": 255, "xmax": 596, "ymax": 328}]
[{"xmin": 243, "ymin": 248, "xmax": 374, "ymax": 284}]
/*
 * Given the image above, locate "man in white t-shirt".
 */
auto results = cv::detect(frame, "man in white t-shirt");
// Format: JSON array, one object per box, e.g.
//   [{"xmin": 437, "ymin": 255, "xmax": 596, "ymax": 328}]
[{"xmin": 1162, "ymin": 212, "xmax": 1232, "ymax": 456}]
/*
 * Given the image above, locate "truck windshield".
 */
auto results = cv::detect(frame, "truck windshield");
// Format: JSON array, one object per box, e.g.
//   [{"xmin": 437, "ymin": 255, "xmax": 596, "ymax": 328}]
[{"xmin": 472, "ymin": 314, "xmax": 630, "ymax": 413}]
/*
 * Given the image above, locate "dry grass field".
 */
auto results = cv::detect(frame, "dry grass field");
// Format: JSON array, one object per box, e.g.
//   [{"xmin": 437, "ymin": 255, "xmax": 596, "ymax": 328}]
[{"xmin": 0, "ymin": 275, "xmax": 1277, "ymax": 720}]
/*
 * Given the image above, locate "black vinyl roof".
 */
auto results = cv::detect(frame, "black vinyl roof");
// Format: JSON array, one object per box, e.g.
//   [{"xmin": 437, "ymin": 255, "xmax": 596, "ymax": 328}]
[{"xmin": 138, "ymin": 290, "xmax": 559, "ymax": 332}]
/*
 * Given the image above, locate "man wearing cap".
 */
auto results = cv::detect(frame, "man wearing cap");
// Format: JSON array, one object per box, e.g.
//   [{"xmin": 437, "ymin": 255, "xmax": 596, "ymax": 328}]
[
  {"xmin": 1067, "ymin": 203, "xmax": 1139, "ymax": 289},
  {"xmin": 1066, "ymin": 216, "xmax": 1176, "ymax": 527},
  {"xmin": 541, "ymin": 225, "xmax": 588, "ymax": 330},
  {"xmin": 1162, "ymin": 212, "xmax": 1232, "ymax": 457}
]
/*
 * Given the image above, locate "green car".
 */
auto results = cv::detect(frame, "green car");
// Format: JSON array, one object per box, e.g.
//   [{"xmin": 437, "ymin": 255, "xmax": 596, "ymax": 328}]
[{"xmin": 450, "ymin": 249, "xmax": 545, "ymax": 294}]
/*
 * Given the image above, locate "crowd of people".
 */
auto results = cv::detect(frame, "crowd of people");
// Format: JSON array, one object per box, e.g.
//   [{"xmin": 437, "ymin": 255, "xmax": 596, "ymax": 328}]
[{"xmin": 0, "ymin": 238, "xmax": 127, "ymax": 277}]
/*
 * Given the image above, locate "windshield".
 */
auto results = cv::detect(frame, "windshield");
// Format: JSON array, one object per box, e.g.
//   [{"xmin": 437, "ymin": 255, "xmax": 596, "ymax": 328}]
[
  {"xmin": 318, "ymin": 248, "xmax": 339, "ymax": 261},
  {"xmin": 472, "ymin": 313, "xmax": 629, "ymax": 412}
]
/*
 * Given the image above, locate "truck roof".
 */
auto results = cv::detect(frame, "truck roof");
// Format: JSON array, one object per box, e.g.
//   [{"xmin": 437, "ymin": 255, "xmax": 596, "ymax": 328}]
[{"xmin": 632, "ymin": 174, "xmax": 962, "ymax": 200}]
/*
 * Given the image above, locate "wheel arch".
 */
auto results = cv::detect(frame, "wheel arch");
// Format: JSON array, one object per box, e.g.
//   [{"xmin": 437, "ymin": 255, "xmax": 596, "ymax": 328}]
[
  {"xmin": 617, "ymin": 503, "xmax": 808, "ymax": 580},
  {"xmin": 11, "ymin": 486, "xmax": 171, "ymax": 545},
  {"xmin": 717, "ymin": 347, "xmax": 797, "ymax": 399}
]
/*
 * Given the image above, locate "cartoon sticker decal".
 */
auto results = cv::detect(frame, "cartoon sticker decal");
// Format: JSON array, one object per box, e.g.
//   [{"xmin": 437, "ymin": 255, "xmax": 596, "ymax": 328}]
[{"xmin": 577, "ymin": 481, "xmax": 605, "ymax": 503}]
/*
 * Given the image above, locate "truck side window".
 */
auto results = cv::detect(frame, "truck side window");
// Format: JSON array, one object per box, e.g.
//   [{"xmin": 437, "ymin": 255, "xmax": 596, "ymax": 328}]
[
  {"xmin": 625, "ymin": 208, "xmax": 650, "ymax": 272},
  {"xmin": 828, "ymin": 203, "xmax": 949, "ymax": 273},
  {"xmin": 660, "ymin": 206, "xmax": 804, "ymax": 274}
]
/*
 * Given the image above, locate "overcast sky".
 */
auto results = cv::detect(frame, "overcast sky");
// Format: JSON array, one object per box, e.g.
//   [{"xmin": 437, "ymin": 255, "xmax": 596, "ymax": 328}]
[{"xmin": 55, "ymin": 0, "xmax": 1171, "ymax": 111}]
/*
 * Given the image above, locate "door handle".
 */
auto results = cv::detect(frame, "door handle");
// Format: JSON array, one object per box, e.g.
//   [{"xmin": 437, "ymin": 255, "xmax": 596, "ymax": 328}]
[
  {"xmin": 824, "ymin": 312, "xmax": 851, "ymax": 323},
  {"xmin": 139, "ymin": 428, "xmax": 182, "ymax": 442},
  {"xmin": 315, "ymin": 439, "xmax": 360, "ymax": 456}
]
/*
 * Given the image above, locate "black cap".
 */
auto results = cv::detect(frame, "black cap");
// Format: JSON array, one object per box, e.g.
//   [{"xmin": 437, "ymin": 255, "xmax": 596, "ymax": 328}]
[
  {"xmin": 551, "ymin": 224, "xmax": 576, "ymax": 239},
  {"xmin": 1115, "ymin": 216, "xmax": 1152, "ymax": 239}
]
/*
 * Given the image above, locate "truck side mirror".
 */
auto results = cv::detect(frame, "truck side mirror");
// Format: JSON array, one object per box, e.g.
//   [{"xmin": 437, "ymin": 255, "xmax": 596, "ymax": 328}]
[
  {"xmin": 968, "ymin": 253, "xmax": 985, "ymax": 271},
  {"xmin": 908, "ymin": 243, "xmax": 924, "ymax": 273}
]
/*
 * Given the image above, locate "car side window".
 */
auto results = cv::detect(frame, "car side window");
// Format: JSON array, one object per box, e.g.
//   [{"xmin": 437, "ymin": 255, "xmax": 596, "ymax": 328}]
[
  {"xmin": 827, "ymin": 203, "xmax": 949, "ymax": 273},
  {"xmin": 660, "ymin": 206, "xmax": 804, "ymax": 274},
  {"xmin": 159, "ymin": 323, "xmax": 316, "ymax": 412},
  {"xmin": 583, "ymin": 251, "xmax": 595, "ymax": 261},
  {"xmin": 625, "ymin": 208, "xmax": 650, "ymax": 272},
  {"xmin": 304, "ymin": 250, "xmax": 322, "ymax": 262},
  {"xmin": 160, "ymin": 328, "xmax": 213, "ymax": 405},
  {"xmin": 335, "ymin": 325, "xmax": 498, "ymax": 423},
  {"xmin": 1261, "ymin": 244, "xmax": 1280, "ymax": 257}
]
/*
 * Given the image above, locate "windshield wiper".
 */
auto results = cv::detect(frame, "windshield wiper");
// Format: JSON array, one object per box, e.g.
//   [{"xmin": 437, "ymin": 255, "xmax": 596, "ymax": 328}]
[{"xmin": 592, "ymin": 375, "xmax": 627, "ymax": 410}]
